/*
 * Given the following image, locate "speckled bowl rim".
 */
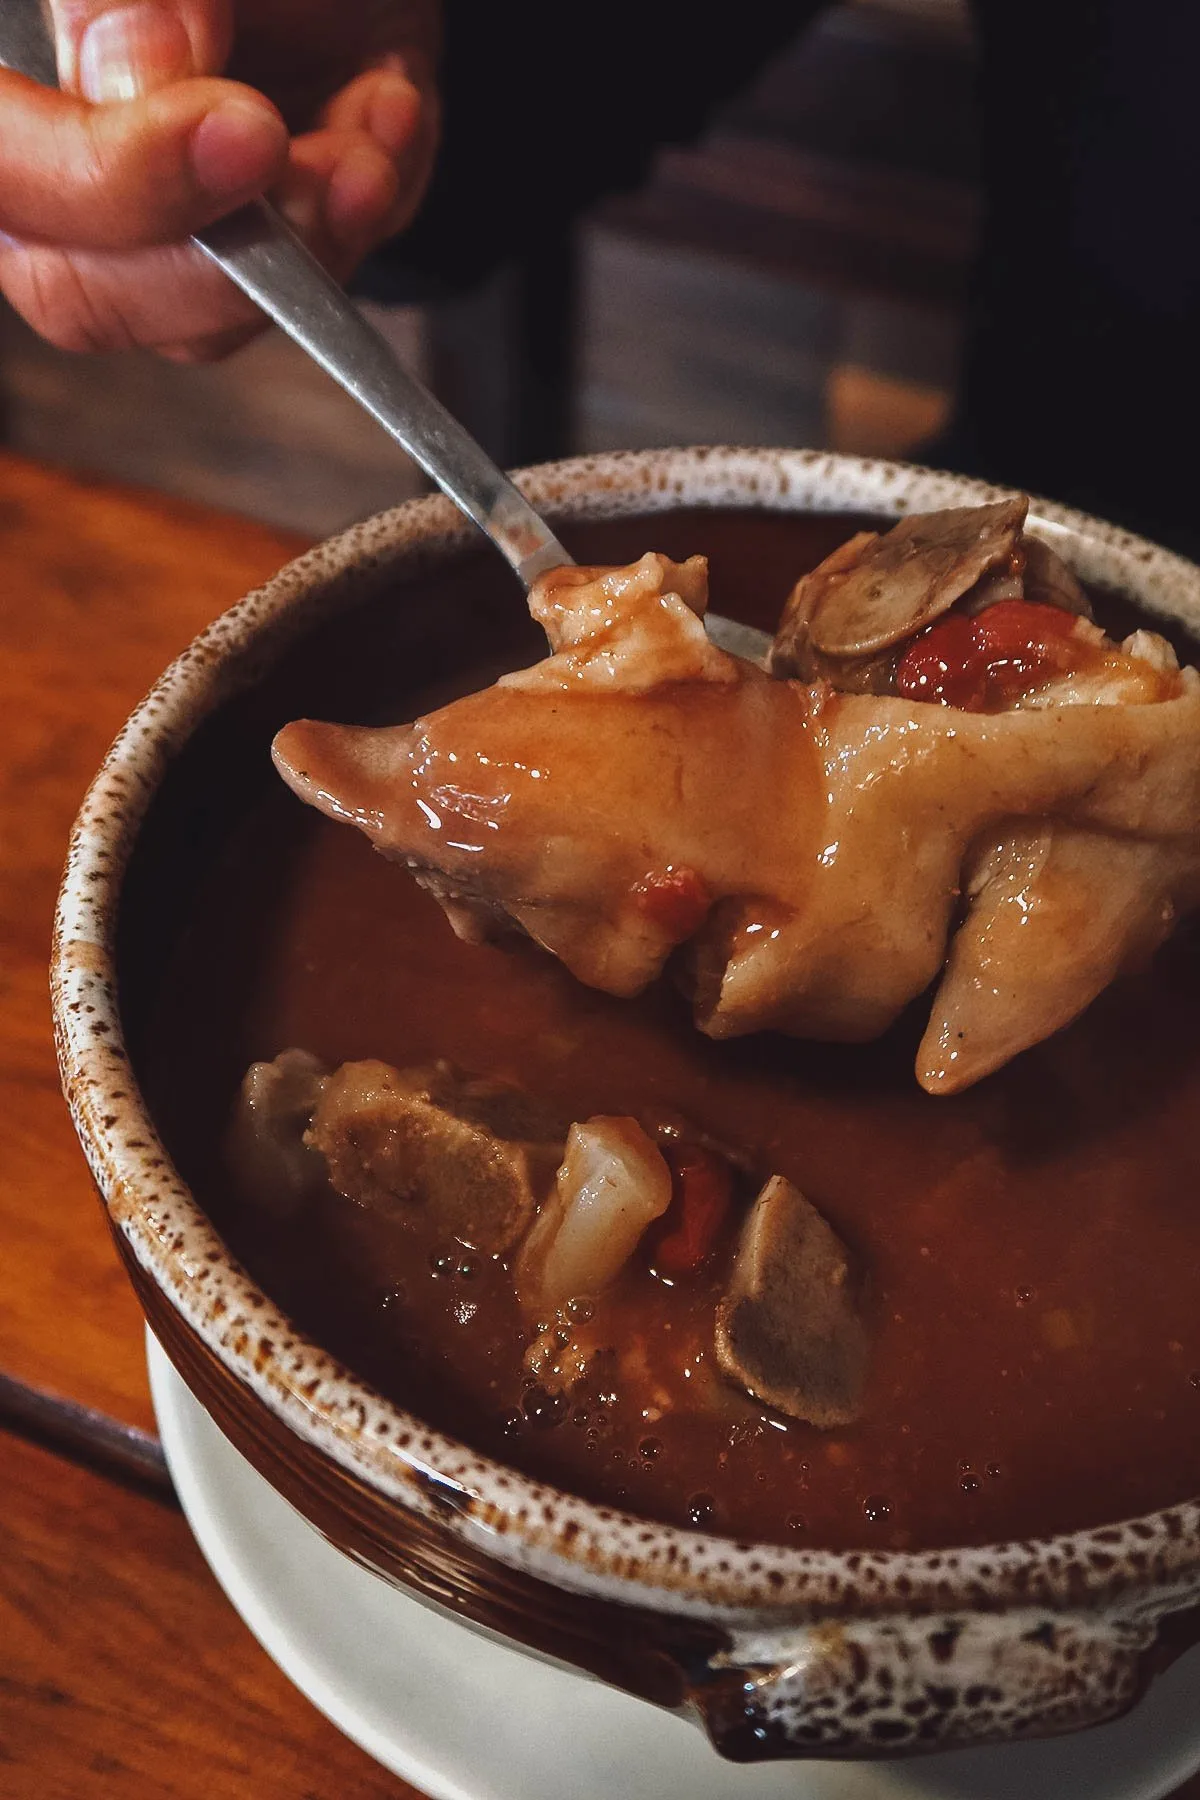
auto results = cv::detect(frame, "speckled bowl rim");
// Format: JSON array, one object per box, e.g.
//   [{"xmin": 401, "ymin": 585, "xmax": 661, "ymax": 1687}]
[{"xmin": 52, "ymin": 446, "xmax": 1200, "ymax": 1627}]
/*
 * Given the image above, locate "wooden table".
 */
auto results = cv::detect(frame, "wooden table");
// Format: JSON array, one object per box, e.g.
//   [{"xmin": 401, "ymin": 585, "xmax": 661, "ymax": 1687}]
[
  {"xmin": 0, "ymin": 453, "xmax": 421, "ymax": 1797},
  {"xmin": 1, "ymin": 450, "xmax": 1196, "ymax": 1797}
]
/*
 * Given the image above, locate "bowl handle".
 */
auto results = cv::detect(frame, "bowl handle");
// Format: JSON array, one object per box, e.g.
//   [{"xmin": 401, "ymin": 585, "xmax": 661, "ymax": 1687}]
[{"xmin": 687, "ymin": 1604, "xmax": 1192, "ymax": 1759}]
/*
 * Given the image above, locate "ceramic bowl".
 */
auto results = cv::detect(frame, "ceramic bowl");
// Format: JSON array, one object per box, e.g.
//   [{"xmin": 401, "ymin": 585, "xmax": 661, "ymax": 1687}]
[{"xmin": 52, "ymin": 447, "xmax": 1200, "ymax": 1761}]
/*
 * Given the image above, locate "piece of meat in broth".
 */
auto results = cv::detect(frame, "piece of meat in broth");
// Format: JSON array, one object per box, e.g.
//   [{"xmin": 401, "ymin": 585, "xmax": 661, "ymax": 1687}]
[
  {"xmin": 692, "ymin": 671, "xmax": 1200, "ymax": 1051},
  {"xmin": 274, "ymin": 553, "xmax": 803, "ymax": 999},
  {"xmin": 918, "ymin": 633, "xmax": 1200, "ymax": 1092},
  {"xmin": 921, "ymin": 822, "xmax": 1200, "ymax": 1093},
  {"xmin": 227, "ymin": 1048, "xmax": 330, "ymax": 1214},
  {"xmin": 518, "ymin": 1116, "xmax": 674, "ymax": 1395},
  {"xmin": 306, "ymin": 1059, "xmax": 565, "ymax": 1253},
  {"xmin": 516, "ymin": 1116, "xmax": 671, "ymax": 1317},
  {"xmin": 273, "ymin": 537, "xmax": 1200, "ymax": 1091},
  {"xmin": 715, "ymin": 1175, "xmax": 869, "ymax": 1427}
]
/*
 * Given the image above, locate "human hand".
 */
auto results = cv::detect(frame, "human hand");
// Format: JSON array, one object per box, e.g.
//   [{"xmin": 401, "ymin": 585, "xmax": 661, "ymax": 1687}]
[{"xmin": 0, "ymin": 1, "xmax": 440, "ymax": 360}]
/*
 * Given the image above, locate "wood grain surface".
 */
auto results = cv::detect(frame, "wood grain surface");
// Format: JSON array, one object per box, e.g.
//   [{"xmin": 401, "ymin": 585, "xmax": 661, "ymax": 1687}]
[
  {"xmin": 1, "ymin": 1430, "xmax": 415, "ymax": 1799},
  {"xmin": 0, "ymin": 447, "xmax": 1196, "ymax": 1798},
  {"xmin": 0, "ymin": 451, "xmax": 306, "ymax": 1430},
  {"xmin": 0, "ymin": 450, "xmax": 424, "ymax": 1796}
]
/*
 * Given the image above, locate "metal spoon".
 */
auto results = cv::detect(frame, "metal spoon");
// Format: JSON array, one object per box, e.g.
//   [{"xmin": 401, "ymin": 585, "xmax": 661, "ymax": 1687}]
[{"xmin": 0, "ymin": 0, "xmax": 571, "ymax": 589}]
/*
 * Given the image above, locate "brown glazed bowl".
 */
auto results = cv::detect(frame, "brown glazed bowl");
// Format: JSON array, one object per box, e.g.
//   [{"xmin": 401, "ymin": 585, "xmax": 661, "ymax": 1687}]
[{"xmin": 52, "ymin": 448, "xmax": 1200, "ymax": 1762}]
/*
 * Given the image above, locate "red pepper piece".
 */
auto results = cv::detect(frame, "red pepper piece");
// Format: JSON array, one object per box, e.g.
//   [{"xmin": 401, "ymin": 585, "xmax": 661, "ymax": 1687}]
[
  {"xmin": 631, "ymin": 866, "xmax": 711, "ymax": 938},
  {"xmin": 895, "ymin": 612, "xmax": 986, "ymax": 710},
  {"xmin": 897, "ymin": 600, "xmax": 1085, "ymax": 712},
  {"xmin": 972, "ymin": 598, "xmax": 1080, "ymax": 656},
  {"xmin": 653, "ymin": 1148, "xmax": 734, "ymax": 1275}
]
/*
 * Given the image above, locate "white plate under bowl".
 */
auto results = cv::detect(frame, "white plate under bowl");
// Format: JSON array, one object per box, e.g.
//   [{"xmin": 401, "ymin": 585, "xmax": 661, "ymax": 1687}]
[{"xmin": 148, "ymin": 1333, "xmax": 1200, "ymax": 1800}]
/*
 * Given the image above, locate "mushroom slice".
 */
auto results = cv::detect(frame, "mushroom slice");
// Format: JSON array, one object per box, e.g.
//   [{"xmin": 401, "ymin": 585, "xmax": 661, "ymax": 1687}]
[
  {"xmin": 715, "ymin": 1176, "xmax": 869, "ymax": 1427},
  {"xmin": 774, "ymin": 497, "xmax": 1028, "ymax": 668},
  {"xmin": 959, "ymin": 557, "xmax": 1026, "ymax": 615},
  {"xmin": 1021, "ymin": 536, "xmax": 1091, "ymax": 618},
  {"xmin": 769, "ymin": 530, "xmax": 879, "ymax": 680},
  {"xmin": 516, "ymin": 1117, "xmax": 671, "ymax": 1317},
  {"xmin": 227, "ymin": 1048, "xmax": 330, "ymax": 1215},
  {"xmin": 306, "ymin": 1060, "xmax": 564, "ymax": 1254},
  {"xmin": 961, "ymin": 534, "xmax": 1093, "ymax": 622}
]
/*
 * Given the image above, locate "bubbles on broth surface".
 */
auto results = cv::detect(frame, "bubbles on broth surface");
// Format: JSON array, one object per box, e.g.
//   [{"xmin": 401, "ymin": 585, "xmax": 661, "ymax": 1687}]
[
  {"xmin": 522, "ymin": 1385, "xmax": 569, "ymax": 1428},
  {"xmin": 687, "ymin": 1492, "xmax": 716, "ymax": 1528}
]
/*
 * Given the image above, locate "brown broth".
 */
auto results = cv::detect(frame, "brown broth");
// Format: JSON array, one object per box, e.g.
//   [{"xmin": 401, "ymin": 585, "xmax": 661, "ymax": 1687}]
[{"xmin": 137, "ymin": 509, "xmax": 1200, "ymax": 1552}]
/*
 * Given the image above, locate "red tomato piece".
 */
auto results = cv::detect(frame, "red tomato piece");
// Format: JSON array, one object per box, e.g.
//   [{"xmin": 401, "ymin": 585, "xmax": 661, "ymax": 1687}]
[
  {"xmin": 971, "ymin": 599, "xmax": 1083, "ymax": 703},
  {"xmin": 631, "ymin": 866, "xmax": 711, "ymax": 937},
  {"xmin": 972, "ymin": 598, "xmax": 1080, "ymax": 648},
  {"xmin": 652, "ymin": 1148, "xmax": 735, "ymax": 1275},
  {"xmin": 895, "ymin": 612, "xmax": 988, "ymax": 710},
  {"xmin": 896, "ymin": 600, "xmax": 1085, "ymax": 712}
]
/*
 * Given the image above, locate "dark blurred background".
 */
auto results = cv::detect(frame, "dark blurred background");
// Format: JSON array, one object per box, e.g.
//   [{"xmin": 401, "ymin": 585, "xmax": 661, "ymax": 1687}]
[{"xmin": 0, "ymin": 0, "xmax": 975, "ymax": 536}]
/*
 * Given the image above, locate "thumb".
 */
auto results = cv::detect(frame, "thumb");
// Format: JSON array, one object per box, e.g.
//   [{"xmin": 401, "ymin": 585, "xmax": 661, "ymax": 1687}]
[
  {"xmin": 0, "ymin": 70, "xmax": 289, "ymax": 247},
  {"xmin": 47, "ymin": 1, "xmax": 233, "ymax": 100}
]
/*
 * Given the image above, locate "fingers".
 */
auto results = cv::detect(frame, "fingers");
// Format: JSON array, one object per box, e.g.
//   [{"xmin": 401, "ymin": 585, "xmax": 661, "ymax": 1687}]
[
  {"xmin": 0, "ymin": 235, "xmax": 265, "ymax": 354},
  {"xmin": 322, "ymin": 65, "xmax": 424, "ymax": 152},
  {"xmin": 320, "ymin": 65, "xmax": 439, "ymax": 236},
  {"xmin": 0, "ymin": 125, "xmax": 406, "ymax": 357},
  {"xmin": 48, "ymin": 1, "xmax": 233, "ymax": 95},
  {"xmin": 0, "ymin": 25, "xmax": 437, "ymax": 362},
  {"xmin": 282, "ymin": 129, "xmax": 401, "ymax": 275},
  {"xmin": 0, "ymin": 69, "xmax": 288, "ymax": 248}
]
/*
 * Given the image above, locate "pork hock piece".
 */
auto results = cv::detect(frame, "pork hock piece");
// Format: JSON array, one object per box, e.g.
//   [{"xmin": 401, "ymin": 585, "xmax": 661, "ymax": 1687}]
[{"xmin": 272, "ymin": 508, "xmax": 1200, "ymax": 1093}]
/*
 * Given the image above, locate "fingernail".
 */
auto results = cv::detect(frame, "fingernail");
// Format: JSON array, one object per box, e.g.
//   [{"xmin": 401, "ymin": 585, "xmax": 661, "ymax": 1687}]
[
  {"xmin": 367, "ymin": 72, "xmax": 421, "ymax": 158},
  {"xmin": 78, "ymin": 3, "xmax": 193, "ymax": 103},
  {"xmin": 190, "ymin": 98, "xmax": 288, "ymax": 198}
]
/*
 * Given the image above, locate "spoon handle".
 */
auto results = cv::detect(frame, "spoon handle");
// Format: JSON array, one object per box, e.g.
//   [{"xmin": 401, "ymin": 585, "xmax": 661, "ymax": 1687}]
[
  {"xmin": 195, "ymin": 204, "xmax": 573, "ymax": 586},
  {"xmin": 0, "ymin": 1, "xmax": 573, "ymax": 589}
]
